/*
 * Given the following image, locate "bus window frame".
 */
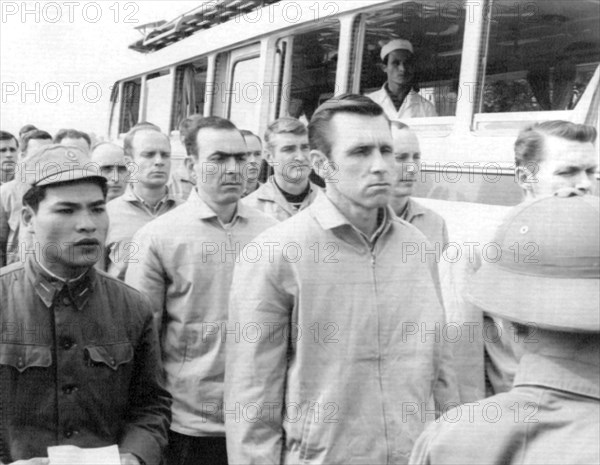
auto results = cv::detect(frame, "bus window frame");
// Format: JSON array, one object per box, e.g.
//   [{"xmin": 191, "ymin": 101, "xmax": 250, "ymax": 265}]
[{"xmin": 224, "ymin": 43, "xmax": 261, "ymax": 129}]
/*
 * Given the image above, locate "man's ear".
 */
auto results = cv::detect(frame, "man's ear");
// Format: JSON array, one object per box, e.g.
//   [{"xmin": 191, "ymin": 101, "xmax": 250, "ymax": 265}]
[
  {"xmin": 21, "ymin": 205, "xmax": 36, "ymax": 234},
  {"xmin": 515, "ymin": 164, "xmax": 536, "ymax": 197},
  {"xmin": 311, "ymin": 150, "xmax": 336, "ymax": 183},
  {"xmin": 184, "ymin": 156, "xmax": 196, "ymax": 179},
  {"xmin": 264, "ymin": 149, "xmax": 275, "ymax": 167}
]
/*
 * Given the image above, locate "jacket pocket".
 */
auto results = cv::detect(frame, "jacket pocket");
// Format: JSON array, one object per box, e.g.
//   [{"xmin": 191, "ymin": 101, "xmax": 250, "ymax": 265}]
[
  {"xmin": 84, "ymin": 342, "xmax": 133, "ymax": 370},
  {"xmin": 0, "ymin": 343, "xmax": 52, "ymax": 373}
]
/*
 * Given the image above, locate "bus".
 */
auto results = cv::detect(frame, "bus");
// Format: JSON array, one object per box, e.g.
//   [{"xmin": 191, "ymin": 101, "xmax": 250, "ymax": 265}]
[{"xmin": 108, "ymin": 0, "xmax": 599, "ymax": 210}]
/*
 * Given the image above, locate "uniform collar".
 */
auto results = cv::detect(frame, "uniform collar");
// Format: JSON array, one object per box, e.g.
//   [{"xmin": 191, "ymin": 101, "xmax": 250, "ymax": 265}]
[
  {"xmin": 26, "ymin": 256, "xmax": 95, "ymax": 311},
  {"xmin": 257, "ymin": 177, "xmax": 318, "ymax": 206},
  {"xmin": 514, "ymin": 352, "xmax": 600, "ymax": 400},
  {"xmin": 187, "ymin": 188, "xmax": 250, "ymax": 221}
]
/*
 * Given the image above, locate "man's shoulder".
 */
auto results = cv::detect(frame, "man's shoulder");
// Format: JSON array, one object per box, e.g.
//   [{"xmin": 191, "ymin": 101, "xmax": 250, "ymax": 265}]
[
  {"xmin": 243, "ymin": 182, "xmax": 275, "ymax": 204},
  {"xmin": 95, "ymin": 269, "xmax": 153, "ymax": 309}
]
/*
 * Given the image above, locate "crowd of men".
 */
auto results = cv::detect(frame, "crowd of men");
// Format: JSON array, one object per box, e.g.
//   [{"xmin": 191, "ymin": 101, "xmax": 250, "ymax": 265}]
[{"xmin": 1, "ymin": 83, "xmax": 598, "ymax": 464}]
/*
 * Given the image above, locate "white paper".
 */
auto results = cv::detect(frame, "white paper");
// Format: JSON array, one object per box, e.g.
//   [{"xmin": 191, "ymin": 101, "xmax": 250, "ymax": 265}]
[{"xmin": 47, "ymin": 445, "xmax": 120, "ymax": 465}]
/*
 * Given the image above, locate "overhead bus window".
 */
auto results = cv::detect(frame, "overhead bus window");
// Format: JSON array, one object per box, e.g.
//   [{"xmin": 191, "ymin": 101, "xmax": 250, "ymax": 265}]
[
  {"xmin": 171, "ymin": 58, "xmax": 208, "ymax": 131},
  {"xmin": 108, "ymin": 83, "xmax": 119, "ymax": 139},
  {"xmin": 145, "ymin": 69, "xmax": 172, "ymax": 133},
  {"xmin": 353, "ymin": 1, "xmax": 465, "ymax": 118},
  {"xmin": 478, "ymin": 0, "xmax": 600, "ymax": 114},
  {"xmin": 279, "ymin": 24, "xmax": 340, "ymax": 124},
  {"xmin": 119, "ymin": 78, "xmax": 141, "ymax": 134}
]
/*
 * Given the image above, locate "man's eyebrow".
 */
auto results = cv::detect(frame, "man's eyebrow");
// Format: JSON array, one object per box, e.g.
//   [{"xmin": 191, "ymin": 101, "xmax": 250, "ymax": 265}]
[{"xmin": 211, "ymin": 151, "xmax": 248, "ymax": 157}]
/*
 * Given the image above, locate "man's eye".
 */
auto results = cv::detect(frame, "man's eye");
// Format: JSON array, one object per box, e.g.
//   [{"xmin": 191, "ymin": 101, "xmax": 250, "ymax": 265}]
[
  {"xmin": 92, "ymin": 207, "xmax": 106, "ymax": 214},
  {"xmin": 57, "ymin": 209, "xmax": 73, "ymax": 214}
]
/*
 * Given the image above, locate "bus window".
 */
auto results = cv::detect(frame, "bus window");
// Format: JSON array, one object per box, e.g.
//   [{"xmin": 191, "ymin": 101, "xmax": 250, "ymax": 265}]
[
  {"xmin": 145, "ymin": 70, "xmax": 172, "ymax": 133},
  {"xmin": 228, "ymin": 55, "xmax": 261, "ymax": 131},
  {"xmin": 280, "ymin": 24, "xmax": 340, "ymax": 123},
  {"xmin": 478, "ymin": 0, "xmax": 600, "ymax": 114},
  {"xmin": 119, "ymin": 78, "xmax": 141, "ymax": 134},
  {"xmin": 353, "ymin": 1, "xmax": 465, "ymax": 117},
  {"xmin": 171, "ymin": 58, "xmax": 208, "ymax": 131}
]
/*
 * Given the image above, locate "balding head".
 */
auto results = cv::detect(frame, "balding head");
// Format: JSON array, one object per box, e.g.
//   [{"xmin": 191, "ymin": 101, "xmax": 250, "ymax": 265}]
[{"xmin": 91, "ymin": 142, "xmax": 129, "ymax": 201}]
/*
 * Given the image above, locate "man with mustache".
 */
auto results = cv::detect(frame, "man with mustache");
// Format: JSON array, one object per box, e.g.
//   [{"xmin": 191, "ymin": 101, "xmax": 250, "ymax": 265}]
[
  {"xmin": 0, "ymin": 144, "xmax": 171, "ymax": 465},
  {"xmin": 239, "ymin": 129, "xmax": 264, "ymax": 197},
  {"xmin": 104, "ymin": 126, "xmax": 180, "ymax": 280},
  {"xmin": 126, "ymin": 116, "xmax": 277, "ymax": 465},
  {"xmin": 243, "ymin": 117, "xmax": 319, "ymax": 221},
  {"xmin": 226, "ymin": 95, "xmax": 457, "ymax": 464},
  {"xmin": 91, "ymin": 142, "xmax": 130, "ymax": 202}
]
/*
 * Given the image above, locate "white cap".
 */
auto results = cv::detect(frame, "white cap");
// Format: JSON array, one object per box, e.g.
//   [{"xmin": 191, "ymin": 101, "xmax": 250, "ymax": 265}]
[{"xmin": 381, "ymin": 39, "xmax": 414, "ymax": 61}]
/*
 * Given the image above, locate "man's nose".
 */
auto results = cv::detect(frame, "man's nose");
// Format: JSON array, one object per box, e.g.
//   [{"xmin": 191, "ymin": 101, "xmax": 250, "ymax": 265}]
[
  {"xmin": 76, "ymin": 210, "xmax": 97, "ymax": 232},
  {"xmin": 574, "ymin": 172, "xmax": 593, "ymax": 194},
  {"xmin": 371, "ymin": 150, "xmax": 390, "ymax": 174}
]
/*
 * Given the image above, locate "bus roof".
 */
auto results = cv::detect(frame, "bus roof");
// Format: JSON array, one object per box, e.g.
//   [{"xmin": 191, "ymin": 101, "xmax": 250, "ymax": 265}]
[{"xmin": 129, "ymin": 0, "xmax": 280, "ymax": 53}]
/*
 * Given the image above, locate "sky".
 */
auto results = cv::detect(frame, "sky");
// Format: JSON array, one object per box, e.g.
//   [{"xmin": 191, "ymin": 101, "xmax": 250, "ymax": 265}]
[{"xmin": 1, "ymin": 1, "xmax": 201, "ymax": 140}]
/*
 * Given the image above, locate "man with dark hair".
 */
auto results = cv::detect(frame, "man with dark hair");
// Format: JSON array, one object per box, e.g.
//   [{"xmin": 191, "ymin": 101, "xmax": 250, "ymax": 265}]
[
  {"xmin": 0, "ymin": 130, "xmax": 52, "ymax": 266},
  {"xmin": 243, "ymin": 117, "xmax": 319, "ymax": 221},
  {"xmin": 105, "ymin": 126, "xmax": 179, "ymax": 280},
  {"xmin": 0, "ymin": 131, "xmax": 18, "ymax": 185},
  {"xmin": 226, "ymin": 94, "xmax": 457, "ymax": 464},
  {"xmin": 91, "ymin": 142, "xmax": 129, "ymax": 201},
  {"xmin": 366, "ymin": 39, "xmax": 436, "ymax": 119},
  {"xmin": 54, "ymin": 128, "xmax": 92, "ymax": 153},
  {"xmin": 411, "ymin": 190, "xmax": 599, "ymax": 464},
  {"xmin": 0, "ymin": 144, "xmax": 171, "ymax": 464},
  {"xmin": 239, "ymin": 129, "xmax": 264, "ymax": 197},
  {"xmin": 126, "ymin": 116, "xmax": 276, "ymax": 465},
  {"xmin": 515, "ymin": 120, "xmax": 597, "ymax": 198}
]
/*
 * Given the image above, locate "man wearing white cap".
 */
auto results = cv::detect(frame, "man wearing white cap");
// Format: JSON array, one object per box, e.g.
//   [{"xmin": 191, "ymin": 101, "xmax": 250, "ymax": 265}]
[
  {"xmin": 366, "ymin": 39, "xmax": 437, "ymax": 120},
  {"xmin": 410, "ymin": 189, "xmax": 600, "ymax": 464}
]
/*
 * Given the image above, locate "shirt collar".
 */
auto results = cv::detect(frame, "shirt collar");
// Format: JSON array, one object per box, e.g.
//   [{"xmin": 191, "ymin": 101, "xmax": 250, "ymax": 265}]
[
  {"xmin": 188, "ymin": 188, "xmax": 250, "ymax": 222},
  {"xmin": 26, "ymin": 256, "xmax": 95, "ymax": 311},
  {"xmin": 514, "ymin": 352, "xmax": 600, "ymax": 400},
  {"xmin": 401, "ymin": 197, "xmax": 426, "ymax": 223},
  {"xmin": 311, "ymin": 191, "xmax": 393, "ymax": 246},
  {"xmin": 124, "ymin": 184, "xmax": 176, "ymax": 211}
]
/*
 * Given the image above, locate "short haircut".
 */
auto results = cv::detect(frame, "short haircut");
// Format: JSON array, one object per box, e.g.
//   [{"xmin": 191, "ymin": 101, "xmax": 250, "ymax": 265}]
[
  {"xmin": 54, "ymin": 128, "xmax": 91, "ymax": 147},
  {"xmin": 514, "ymin": 120, "xmax": 598, "ymax": 167},
  {"xmin": 309, "ymin": 94, "xmax": 387, "ymax": 158},
  {"xmin": 19, "ymin": 124, "xmax": 37, "ymax": 137},
  {"xmin": 0, "ymin": 130, "xmax": 18, "ymax": 147},
  {"xmin": 23, "ymin": 178, "xmax": 107, "ymax": 212},
  {"xmin": 21, "ymin": 130, "xmax": 52, "ymax": 155},
  {"xmin": 183, "ymin": 116, "xmax": 239, "ymax": 158},
  {"xmin": 264, "ymin": 117, "xmax": 307, "ymax": 150},
  {"xmin": 123, "ymin": 126, "xmax": 169, "ymax": 159}
]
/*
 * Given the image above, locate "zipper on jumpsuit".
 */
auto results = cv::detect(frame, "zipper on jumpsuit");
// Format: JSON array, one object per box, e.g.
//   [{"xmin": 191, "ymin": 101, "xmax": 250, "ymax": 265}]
[{"xmin": 370, "ymin": 248, "xmax": 391, "ymax": 464}]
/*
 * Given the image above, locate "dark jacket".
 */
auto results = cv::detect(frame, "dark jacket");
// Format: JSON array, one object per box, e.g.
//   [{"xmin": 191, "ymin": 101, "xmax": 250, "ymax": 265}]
[{"xmin": 0, "ymin": 257, "xmax": 171, "ymax": 464}]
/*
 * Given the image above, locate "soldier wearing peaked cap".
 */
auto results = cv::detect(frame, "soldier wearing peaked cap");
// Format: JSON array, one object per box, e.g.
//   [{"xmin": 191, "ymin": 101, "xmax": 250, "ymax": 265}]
[
  {"xmin": 0, "ymin": 145, "xmax": 171, "ymax": 465},
  {"xmin": 410, "ymin": 189, "xmax": 600, "ymax": 465}
]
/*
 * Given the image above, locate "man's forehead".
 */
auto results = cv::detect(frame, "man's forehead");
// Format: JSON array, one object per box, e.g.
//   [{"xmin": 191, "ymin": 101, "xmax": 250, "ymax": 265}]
[
  {"xmin": 0, "ymin": 139, "xmax": 18, "ymax": 147},
  {"xmin": 392, "ymin": 128, "xmax": 420, "ymax": 151},
  {"xmin": 542, "ymin": 135, "xmax": 598, "ymax": 166},
  {"xmin": 270, "ymin": 131, "xmax": 308, "ymax": 146}
]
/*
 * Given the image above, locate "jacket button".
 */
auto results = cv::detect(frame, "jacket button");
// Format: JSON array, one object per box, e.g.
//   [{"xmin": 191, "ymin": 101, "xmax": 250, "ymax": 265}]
[
  {"xmin": 62, "ymin": 297, "xmax": 71, "ymax": 306},
  {"xmin": 17, "ymin": 357, "xmax": 24, "ymax": 369},
  {"xmin": 64, "ymin": 430, "xmax": 73, "ymax": 438},
  {"xmin": 110, "ymin": 358, "xmax": 116, "ymax": 366}
]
